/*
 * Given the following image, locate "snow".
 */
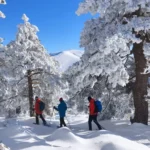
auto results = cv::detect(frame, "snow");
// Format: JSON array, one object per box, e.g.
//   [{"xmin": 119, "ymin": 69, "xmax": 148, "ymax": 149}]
[
  {"xmin": 22, "ymin": 14, "xmax": 29, "ymax": 22},
  {"xmin": 0, "ymin": 0, "xmax": 6, "ymax": 4},
  {"xmin": 0, "ymin": 115, "xmax": 150, "ymax": 150},
  {"xmin": 51, "ymin": 50, "xmax": 84, "ymax": 72},
  {"xmin": 0, "ymin": 38, "xmax": 3, "ymax": 43},
  {"xmin": 0, "ymin": 11, "xmax": 5, "ymax": 18},
  {"xmin": 0, "ymin": 0, "xmax": 6, "ymax": 18},
  {"xmin": 0, "ymin": 143, "xmax": 10, "ymax": 150}
]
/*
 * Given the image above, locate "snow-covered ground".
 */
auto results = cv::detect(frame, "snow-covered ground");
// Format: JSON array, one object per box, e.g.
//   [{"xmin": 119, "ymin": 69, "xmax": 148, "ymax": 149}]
[
  {"xmin": 0, "ymin": 115, "xmax": 150, "ymax": 150},
  {"xmin": 51, "ymin": 50, "xmax": 84, "ymax": 72}
]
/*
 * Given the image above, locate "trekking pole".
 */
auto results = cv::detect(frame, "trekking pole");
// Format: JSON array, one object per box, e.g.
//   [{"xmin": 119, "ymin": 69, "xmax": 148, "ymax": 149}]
[
  {"xmin": 65, "ymin": 115, "xmax": 72, "ymax": 130},
  {"xmin": 52, "ymin": 107, "xmax": 55, "ymax": 120},
  {"xmin": 50, "ymin": 103, "xmax": 55, "ymax": 124}
]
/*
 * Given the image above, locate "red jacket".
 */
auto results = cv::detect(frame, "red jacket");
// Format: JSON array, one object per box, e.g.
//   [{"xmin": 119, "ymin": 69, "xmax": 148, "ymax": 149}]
[
  {"xmin": 89, "ymin": 98, "xmax": 97, "ymax": 115},
  {"xmin": 35, "ymin": 98, "xmax": 42, "ymax": 115}
]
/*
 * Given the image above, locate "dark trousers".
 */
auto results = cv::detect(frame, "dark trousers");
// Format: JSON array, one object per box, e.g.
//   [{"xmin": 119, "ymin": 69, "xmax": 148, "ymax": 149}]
[
  {"xmin": 36, "ymin": 113, "xmax": 46, "ymax": 125},
  {"xmin": 60, "ymin": 117, "xmax": 66, "ymax": 127},
  {"xmin": 88, "ymin": 115, "xmax": 102, "ymax": 130}
]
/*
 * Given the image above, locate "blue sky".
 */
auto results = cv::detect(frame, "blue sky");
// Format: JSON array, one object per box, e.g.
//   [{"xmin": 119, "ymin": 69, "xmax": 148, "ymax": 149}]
[{"xmin": 0, "ymin": 0, "xmax": 94, "ymax": 53}]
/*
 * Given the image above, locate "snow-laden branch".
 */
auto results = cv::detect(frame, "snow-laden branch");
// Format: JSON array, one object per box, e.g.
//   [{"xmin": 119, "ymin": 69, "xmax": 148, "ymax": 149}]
[
  {"xmin": 0, "ymin": 0, "xmax": 6, "ymax": 4},
  {"xmin": 0, "ymin": 11, "xmax": 5, "ymax": 18},
  {"xmin": 0, "ymin": 0, "xmax": 6, "ymax": 18}
]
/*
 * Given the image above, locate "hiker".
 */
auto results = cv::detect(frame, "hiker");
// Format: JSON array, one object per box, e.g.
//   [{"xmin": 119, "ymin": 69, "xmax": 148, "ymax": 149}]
[
  {"xmin": 34, "ymin": 96, "xmax": 47, "ymax": 125},
  {"xmin": 88, "ymin": 96, "xmax": 102, "ymax": 131},
  {"xmin": 54, "ymin": 98, "xmax": 67, "ymax": 128}
]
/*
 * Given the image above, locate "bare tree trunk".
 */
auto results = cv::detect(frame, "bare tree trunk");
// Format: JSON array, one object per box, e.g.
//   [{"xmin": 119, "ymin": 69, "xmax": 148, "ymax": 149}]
[
  {"xmin": 27, "ymin": 70, "xmax": 34, "ymax": 117},
  {"xmin": 132, "ymin": 42, "xmax": 148, "ymax": 125}
]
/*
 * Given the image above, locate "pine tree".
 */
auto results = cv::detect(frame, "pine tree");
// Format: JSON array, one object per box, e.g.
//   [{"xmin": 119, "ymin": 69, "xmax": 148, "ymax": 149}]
[
  {"xmin": 74, "ymin": 0, "xmax": 150, "ymax": 124},
  {"xmin": 6, "ymin": 14, "xmax": 65, "ymax": 116}
]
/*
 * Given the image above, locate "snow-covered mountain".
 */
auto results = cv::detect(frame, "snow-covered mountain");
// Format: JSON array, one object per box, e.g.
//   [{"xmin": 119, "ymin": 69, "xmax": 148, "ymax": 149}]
[{"xmin": 51, "ymin": 50, "xmax": 84, "ymax": 72}]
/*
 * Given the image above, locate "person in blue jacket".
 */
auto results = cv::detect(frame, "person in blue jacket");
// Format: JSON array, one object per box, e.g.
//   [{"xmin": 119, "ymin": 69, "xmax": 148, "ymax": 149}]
[{"xmin": 54, "ymin": 98, "xmax": 67, "ymax": 127}]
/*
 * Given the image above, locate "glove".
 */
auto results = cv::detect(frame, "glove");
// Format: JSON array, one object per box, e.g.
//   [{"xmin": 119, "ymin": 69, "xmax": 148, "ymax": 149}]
[{"xmin": 53, "ymin": 106, "xmax": 58, "ymax": 111}]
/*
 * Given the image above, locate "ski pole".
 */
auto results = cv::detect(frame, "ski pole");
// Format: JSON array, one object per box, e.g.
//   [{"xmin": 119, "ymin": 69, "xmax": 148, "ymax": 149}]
[{"xmin": 65, "ymin": 115, "xmax": 72, "ymax": 130}]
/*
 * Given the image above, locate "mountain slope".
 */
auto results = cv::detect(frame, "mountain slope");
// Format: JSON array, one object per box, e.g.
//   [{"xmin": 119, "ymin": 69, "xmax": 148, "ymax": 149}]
[{"xmin": 51, "ymin": 50, "xmax": 84, "ymax": 72}]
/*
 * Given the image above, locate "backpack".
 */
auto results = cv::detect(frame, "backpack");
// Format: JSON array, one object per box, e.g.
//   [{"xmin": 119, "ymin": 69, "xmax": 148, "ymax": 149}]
[
  {"xmin": 39, "ymin": 101, "xmax": 45, "ymax": 111},
  {"xmin": 94, "ymin": 100, "xmax": 102, "ymax": 113}
]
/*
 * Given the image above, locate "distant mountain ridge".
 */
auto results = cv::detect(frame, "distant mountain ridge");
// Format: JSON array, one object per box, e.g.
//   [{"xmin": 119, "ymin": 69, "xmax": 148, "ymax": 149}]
[
  {"xmin": 50, "ymin": 52, "xmax": 62, "ymax": 56},
  {"xmin": 51, "ymin": 50, "xmax": 84, "ymax": 72}
]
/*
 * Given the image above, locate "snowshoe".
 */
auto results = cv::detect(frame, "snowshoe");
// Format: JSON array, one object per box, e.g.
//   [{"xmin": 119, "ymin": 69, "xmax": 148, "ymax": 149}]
[
  {"xmin": 43, "ymin": 124, "xmax": 51, "ymax": 127},
  {"xmin": 43, "ymin": 122, "xmax": 51, "ymax": 127},
  {"xmin": 33, "ymin": 123, "xmax": 39, "ymax": 125},
  {"xmin": 57, "ymin": 126, "xmax": 67, "ymax": 128}
]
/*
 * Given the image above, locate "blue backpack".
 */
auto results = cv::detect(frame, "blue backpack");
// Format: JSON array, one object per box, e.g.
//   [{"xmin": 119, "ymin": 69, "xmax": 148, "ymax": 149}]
[
  {"xmin": 94, "ymin": 100, "xmax": 102, "ymax": 112},
  {"xmin": 39, "ymin": 101, "xmax": 45, "ymax": 111}
]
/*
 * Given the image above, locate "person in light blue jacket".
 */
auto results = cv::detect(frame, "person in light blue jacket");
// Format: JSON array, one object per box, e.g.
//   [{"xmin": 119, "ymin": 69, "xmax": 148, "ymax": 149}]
[{"xmin": 54, "ymin": 98, "xmax": 67, "ymax": 127}]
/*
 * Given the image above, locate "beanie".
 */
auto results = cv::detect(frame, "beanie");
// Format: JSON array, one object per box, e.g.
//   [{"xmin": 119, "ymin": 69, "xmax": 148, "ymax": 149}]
[
  {"xmin": 88, "ymin": 96, "xmax": 92, "ymax": 101},
  {"xmin": 59, "ymin": 97, "xmax": 63, "ymax": 101}
]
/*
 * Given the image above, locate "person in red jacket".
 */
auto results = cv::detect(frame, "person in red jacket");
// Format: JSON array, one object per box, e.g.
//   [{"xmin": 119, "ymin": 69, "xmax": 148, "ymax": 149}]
[
  {"xmin": 88, "ymin": 96, "xmax": 102, "ymax": 130},
  {"xmin": 34, "ymin": 96, "xmax": 47, "ymax": 125}
]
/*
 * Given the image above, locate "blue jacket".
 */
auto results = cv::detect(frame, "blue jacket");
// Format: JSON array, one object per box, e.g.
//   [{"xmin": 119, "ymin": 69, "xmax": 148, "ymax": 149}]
[{"xmin": 56, "ymin": 100, "xmax": 67, "ymax": 118}]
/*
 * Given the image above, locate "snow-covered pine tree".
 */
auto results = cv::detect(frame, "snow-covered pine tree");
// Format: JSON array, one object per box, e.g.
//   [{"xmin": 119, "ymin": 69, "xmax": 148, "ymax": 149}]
[
  {"xmin": 0, "ymin": 38, "xmax": 7, "ymax": 104},
  {"xmin": 73, "ymin": 0, "xmax": 150, "ymax": 124},
  {"xmin": 0, "ymin": 0, "xmax": 6, "ymax": 96},
  {"xmin": 66, "ymin": 55, "xmax": 134, "ymax": 119},
  {"xmin": 0, "ymin": 0, "xmax": 6, "ymax": 73},
  {"xmin": 0, "ymin": 31, "xmax": 10, "ymax": 116},
  {"xmin": 0, "ymin": 0, "xmax": 6, "ymax": 70},
  {"xmin": 5, "ymin": 14, "xmax": 66, "ymax": 117}
]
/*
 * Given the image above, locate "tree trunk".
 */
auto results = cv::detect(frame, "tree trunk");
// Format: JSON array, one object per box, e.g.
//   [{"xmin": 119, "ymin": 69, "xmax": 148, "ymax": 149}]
[
  {"xmin": 27, "ymin": 70, "xmax": 34, "ymax": 117},
  {"xmin": 132, "ymin": 42, "xmax": 148, "ymax": 125}
]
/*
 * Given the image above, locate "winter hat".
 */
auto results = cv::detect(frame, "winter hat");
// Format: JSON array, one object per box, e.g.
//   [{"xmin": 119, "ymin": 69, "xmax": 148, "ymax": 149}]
[
  {"xmin": 88, "ymin": 96, "xmax": 92, "ymax": 101},
  {"xmin": 59, "ymin": 97, "xmax": 63, "ymax": 101},
  {"xmin": 35, "ymin": 96, "xmax": 38, "ymax": 99}
]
